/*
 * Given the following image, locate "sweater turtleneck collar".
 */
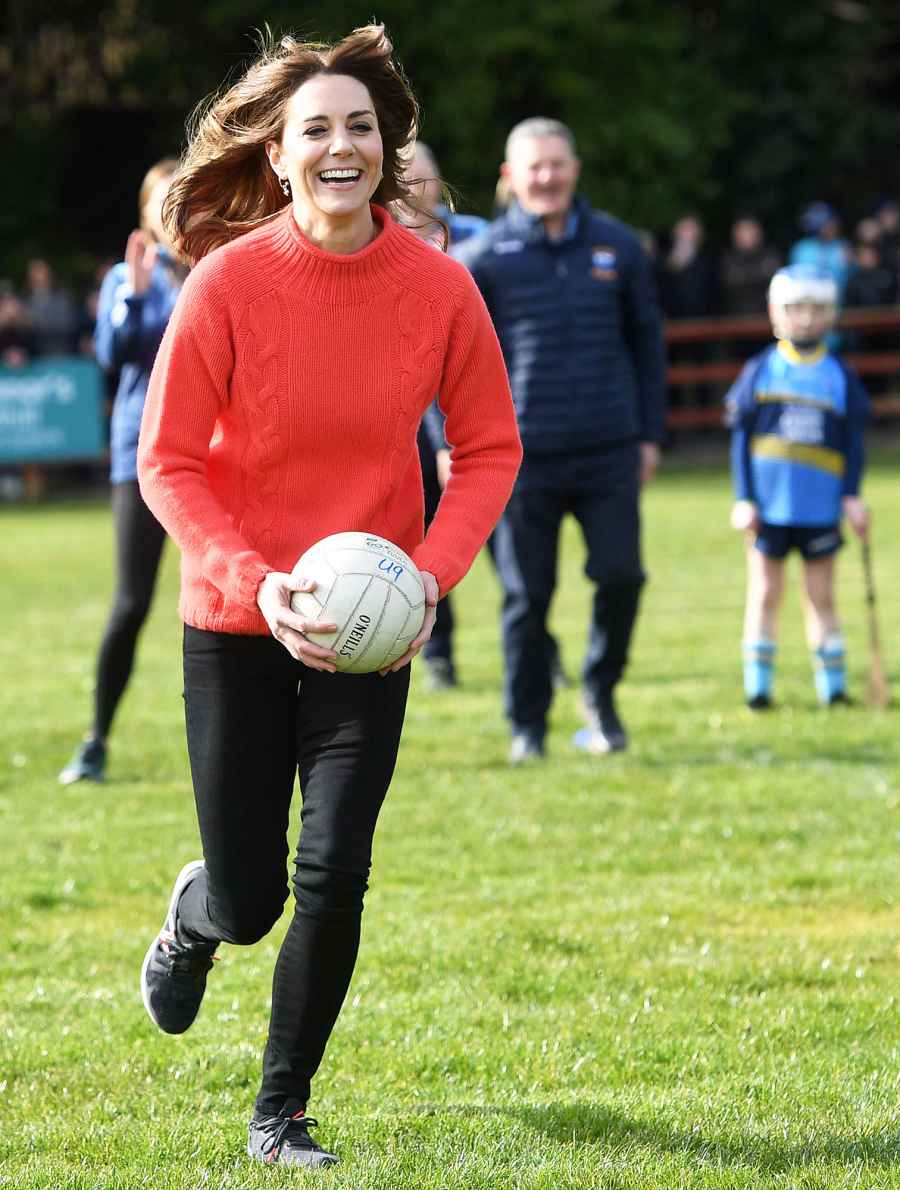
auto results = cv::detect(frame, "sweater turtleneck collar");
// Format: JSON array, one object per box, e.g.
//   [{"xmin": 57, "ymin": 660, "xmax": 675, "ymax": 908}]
[{"xmin": 266, "ymin": 203, "xmax": 421, "ymax": 303}]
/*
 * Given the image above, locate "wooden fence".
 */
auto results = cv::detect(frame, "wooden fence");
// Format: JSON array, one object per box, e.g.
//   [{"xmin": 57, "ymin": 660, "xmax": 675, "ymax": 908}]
[{"xmin": 664, "ymin": 306, "xmax": 900, "ymax": 430}]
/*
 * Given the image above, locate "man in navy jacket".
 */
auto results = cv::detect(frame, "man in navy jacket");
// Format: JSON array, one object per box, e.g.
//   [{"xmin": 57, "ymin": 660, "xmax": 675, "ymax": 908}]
[{"xmin": 455, "ymin": 118, "xmax": 666, "ymax": 761}]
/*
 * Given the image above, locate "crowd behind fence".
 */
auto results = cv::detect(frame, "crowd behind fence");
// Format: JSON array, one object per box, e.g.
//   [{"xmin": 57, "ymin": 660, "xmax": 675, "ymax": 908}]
[
  {"xmin": 2, "ymin": 195, "xmax": 900, "ymax": 493},
  {"xmin": 653, "ymin": 197, "xmax": 900, "ymax": 424}
]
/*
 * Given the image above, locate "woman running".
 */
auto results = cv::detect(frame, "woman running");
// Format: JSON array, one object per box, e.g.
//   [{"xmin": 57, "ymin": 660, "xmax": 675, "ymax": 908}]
[{"xmin": 136, "ymin": 25, "xmax": 520, "ymax": 1169}]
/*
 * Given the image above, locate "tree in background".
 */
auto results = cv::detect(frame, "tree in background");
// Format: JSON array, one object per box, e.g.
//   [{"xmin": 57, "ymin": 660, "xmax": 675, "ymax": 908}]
[
  {"xmin": 2, "ymin": 0, "xmax": 900, "ymax": 282},
  {"xmin": 683, "ymin": 0, "xmax": 900, "ymax": 245}
]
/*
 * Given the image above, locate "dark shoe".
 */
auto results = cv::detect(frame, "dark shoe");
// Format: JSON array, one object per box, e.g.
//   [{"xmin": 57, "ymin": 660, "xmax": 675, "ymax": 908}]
[
  {"xmin": 248, "ymin": 1104, "xmax": 339, "ymax": 1168},
  {"xmin": 827, "ymin": 691, "xmax": 853, "ymax": 706},
  {"xmin": 579, "ymin": 690, "xmax": 628, "ymax": 753},
  {"xmin": 747, "ymin": 693, "xmax": 773, "ymax": 710},
  {"xmin": 58, "ymin": 737, "xmax": 106, "ymax": 785},
  {"xmin": 140, "ymin": 860, "xmax": 219, "ymax": 1034},
  {"xmin": 425, "ymin": 656, "xmax": 457, "ymax": 691},
  {"xmin": 509, "ymin": 728, "xmax": 545, "ymax": 765}
]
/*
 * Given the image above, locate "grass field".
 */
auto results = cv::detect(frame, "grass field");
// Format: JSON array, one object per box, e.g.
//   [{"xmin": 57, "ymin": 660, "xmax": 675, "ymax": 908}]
[{"xmin": 1, "ymin": 450, "xmax": 898, "ymax": 1189}]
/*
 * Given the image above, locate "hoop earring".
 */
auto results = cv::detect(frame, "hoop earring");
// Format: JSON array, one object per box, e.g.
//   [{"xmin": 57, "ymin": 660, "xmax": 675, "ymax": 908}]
[{"xmin": 280, "ymin": 176, "xmax": 290, "ymax": 198}]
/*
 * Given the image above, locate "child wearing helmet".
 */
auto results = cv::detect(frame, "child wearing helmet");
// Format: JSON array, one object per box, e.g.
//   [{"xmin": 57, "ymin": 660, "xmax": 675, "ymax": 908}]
[{"xmin": 725, "ymin": 264, "xmax": 870, "ymax": 708}]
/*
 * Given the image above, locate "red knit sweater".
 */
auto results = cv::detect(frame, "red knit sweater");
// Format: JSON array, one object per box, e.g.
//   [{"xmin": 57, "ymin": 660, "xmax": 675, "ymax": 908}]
[{"xmin": 137, "ymin": 204, "xmax": 521, "ymax": 635}]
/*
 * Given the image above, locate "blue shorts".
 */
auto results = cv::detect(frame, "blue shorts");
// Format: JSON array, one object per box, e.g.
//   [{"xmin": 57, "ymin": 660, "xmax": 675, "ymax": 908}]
[{"xmin": 755, "ymin": 523, "xmax": 843, "ymax": 561}]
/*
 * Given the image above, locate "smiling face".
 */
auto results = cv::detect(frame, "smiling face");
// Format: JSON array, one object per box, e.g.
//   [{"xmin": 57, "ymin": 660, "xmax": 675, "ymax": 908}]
[
  {"xmin": 267, "ymin": 73, "xmax": 383, "ymax": 230},
  {"xmin": 501, "ymin": 134, "xmax": 580, "ymax": 225}
]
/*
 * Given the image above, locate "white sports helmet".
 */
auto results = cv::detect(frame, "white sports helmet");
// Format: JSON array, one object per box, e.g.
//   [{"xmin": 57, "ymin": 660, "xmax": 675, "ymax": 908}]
[
  {"xmin": 768, "ymin": 264, "xmax": 837, "ymax": 309},
  {"xmin": 768, "ymin": 264, "xmax": 837, "ymax": 342}
]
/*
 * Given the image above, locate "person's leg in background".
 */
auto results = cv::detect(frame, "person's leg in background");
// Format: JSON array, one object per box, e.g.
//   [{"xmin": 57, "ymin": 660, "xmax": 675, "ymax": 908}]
[
  {"xmin": 742, "ymin": 533, "xmax": 787, "ymax": 708},
  {"xmin": 493, "ymin": 456, "xmax": 567, "ymax": 762},
  {"xmin": 484, "ymin": 530, "xmax": 569, "ymax": 691},
  {"xmin": 417, "ymin": 424, "xmax": 456, "ymax": 690},
  {"xmin": 575, "ymin": 445, "xmax": 645, "ymax": 752},
  {"xmin": 59, "ymin": 479, "xmax": 166, "ymax": 784},
  {"xmin": 801, "ymin": 540, "xmax": 848, "ymax": 704}
]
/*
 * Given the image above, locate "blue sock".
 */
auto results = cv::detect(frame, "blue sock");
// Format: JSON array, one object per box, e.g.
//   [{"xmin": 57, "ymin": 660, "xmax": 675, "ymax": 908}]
[
  {"xmin": 813, "ymin": 633, "xmax": 846, "ymax": 704},
  {"xmin": 743, "ymin": 637, "xmax": 776, "ymax": 701}
]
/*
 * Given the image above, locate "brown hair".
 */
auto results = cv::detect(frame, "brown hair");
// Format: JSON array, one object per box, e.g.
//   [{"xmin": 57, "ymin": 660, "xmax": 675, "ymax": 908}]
[
  {"xmin": 139, "ymin": 158, "xmax": 179, "ymax": 239},
  {"xmin": 164, "ymin": 24, "xmax": 426, "ymax": 263}
]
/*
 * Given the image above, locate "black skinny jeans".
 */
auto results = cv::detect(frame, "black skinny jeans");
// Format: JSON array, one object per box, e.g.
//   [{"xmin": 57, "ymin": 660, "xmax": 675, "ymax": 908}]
[
  {"xmin": 94, "ymin": 481, "xmax": 166, "ymax": 740},
  {"xmin": 176, "ymin": 627, "xmax": 410, "ymax": 1114}
]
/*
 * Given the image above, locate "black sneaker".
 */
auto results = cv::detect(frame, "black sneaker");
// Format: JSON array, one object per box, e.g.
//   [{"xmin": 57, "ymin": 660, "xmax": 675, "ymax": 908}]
[
  {"xmin": 747, "ymin": 693, "xmax": 773, "ymax": 710},
  {"xmin": 827, "ymin": 691, "xmax": 853, "ymax": 706},
  {"xmin": 140, "ymin": 860, "xmax": 219, "ymax": 1034},
  {"xmin": 58, "ymin": 737, "xmax": 107, "ymax": 785},
  {"xmin": 248, "ymin": 1104, "xmax": 339, "ymax": 1168},
  {"xmin": 425, "ymin": 657, "xmax": 457, "ymax": 691},
  {"xmin": 579, "ymin": 690, "xmax": 628, "ymax": 753},
  {"xmin": 509, "ymin": 728, "xmax": 545, "ymax": 765}
]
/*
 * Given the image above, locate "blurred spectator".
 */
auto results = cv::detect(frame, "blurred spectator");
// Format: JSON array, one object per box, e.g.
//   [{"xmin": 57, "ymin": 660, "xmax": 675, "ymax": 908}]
[
  {"xmin": 789, "ymin": 202, "xmax": 853, "ymax": 304},
  {"xmin": 871, "ymin": 196, "xmax": 900, "ymax": 268},
  {"xmin": 399, "ymin": 140, "xmax": 489, "ymax": 691},
  {"xmin": 854, "ymin": 216, "xmax": 882, "ymax": 247},
  {"xmin": 637, "ymin": 229, "xmax": 658, "ymax": 263},
  {"xmin": 845, "ymin": 240, "xmax": 898, "ymax": 310},
  {"xmin": 401, "ymin": 140, "xmax": 488, "ymax": 248},
  {"xmin": 456, "ymin": 116, "xmax": 665, "ymax": 760},
  {"xmin": 0, "ymin": 287, "xmax": 35, "ymax": 367},
  {"xmin": 23, "ymin": 258, "xmax": 79, "ymax": 355},
  {"xmin": 57, "ymin": 156, "xmax": 183, "ymax": 786},
  {"xmin": 720, "ymin": 215, "xmax": 782, "ymax": 316},
  {"xmin": 493, "ymin": 173, "xmax": 513, "ymax": 215},
  {"xmin": 658, "ymin": 213, "xmax": 718, "ymax": 319},
  {"xmin": 844, "ymin": 240, "xmax": 898, "ymax": 388},
  {"xmin": 77, "ymin": 285, "xmax": 101, "ymax": 359},
  {"xmin": 658, "ymin": 214, "xmax": 718, "ymax": 408}
]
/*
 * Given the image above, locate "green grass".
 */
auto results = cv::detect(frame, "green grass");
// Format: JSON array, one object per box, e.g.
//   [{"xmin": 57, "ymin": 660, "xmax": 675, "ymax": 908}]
[{"xmin": 1, "ymin": 451, "xmax": 898, "ymax": 1189}]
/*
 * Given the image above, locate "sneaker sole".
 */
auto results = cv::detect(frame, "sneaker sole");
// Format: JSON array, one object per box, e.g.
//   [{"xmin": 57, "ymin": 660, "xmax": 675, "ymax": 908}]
[
  {"xmin": 572, "ymin": 727, "xmax": 626, "ymax": 755},
  {"xmin": 140, "ymin": 859, "xmax": 206, "ymax": 1030},
  {"xmin": 246, "ymin": 1140, "xmax": 340, "ymax": 1168},
  {"xmin": 58, "ymin": 767, "xmax": 105, "ymax": 786}
]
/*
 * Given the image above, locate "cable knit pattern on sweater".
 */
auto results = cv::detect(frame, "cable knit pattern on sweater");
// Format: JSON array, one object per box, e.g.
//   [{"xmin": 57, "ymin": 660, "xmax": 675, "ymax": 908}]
[
  {"xmin": 387, "ymin": 290, "xmax": 436, "ymax": 524},
  {"xmin": 237, "ymin": 291, "xmax": 286, "ymax": 564},
  {"xmin": 137, "ymin": 204, "xmax": 521, "ymax": 636}
]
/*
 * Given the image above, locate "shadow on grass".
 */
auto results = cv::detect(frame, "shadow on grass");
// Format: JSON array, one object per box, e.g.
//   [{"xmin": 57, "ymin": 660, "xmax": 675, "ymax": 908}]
[{"xmin": 429, "ymin": 1102, "xmax": 899, "ymax": 1174}]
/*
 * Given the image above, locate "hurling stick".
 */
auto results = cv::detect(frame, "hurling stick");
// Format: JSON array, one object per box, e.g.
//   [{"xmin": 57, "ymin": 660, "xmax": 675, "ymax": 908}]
[{"xmin": 861, "ymin": 537, "xmax": 890, "ymax": 709}]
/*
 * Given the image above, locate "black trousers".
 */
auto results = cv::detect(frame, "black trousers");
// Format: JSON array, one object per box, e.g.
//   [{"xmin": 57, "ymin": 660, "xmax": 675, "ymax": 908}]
[
  {"xmin": 94, "ymin": 481, "xmax": 166, "ymax": 740},
  {"xmin": 417, "ymin": 425, "xmax": 454, "ymax": 665},
  {"xmin": 493, "ymin": 444, "xmax": 645, "ymax": 733},
  {"xmin": 177, "ymin": 627, "xmax": 410, "ymax": 1113}
]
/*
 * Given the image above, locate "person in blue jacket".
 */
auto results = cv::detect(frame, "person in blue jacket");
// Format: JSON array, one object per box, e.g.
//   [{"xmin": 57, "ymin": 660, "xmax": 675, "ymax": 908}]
[
  {"xmin": 403, "ymin": 140, "xmax": 488, "ymax": 690},
  {"xmin": 789, "ymin": 202, "xmax": 854, "ymax": 306},
  {"xmin": 726, "ymin": 264, "xmax": 870, "ymax": 709},
  {"xmin": 59, "ymin": 158, "xmax": 185, "ymax": 784},
  {"xmin": 455, "ymin": 118, "xmax": 667, "ymax": 762}
]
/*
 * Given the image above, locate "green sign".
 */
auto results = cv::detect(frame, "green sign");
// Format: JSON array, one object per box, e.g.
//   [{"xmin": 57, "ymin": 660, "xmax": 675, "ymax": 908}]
[{"xmin": 0, "ymin": 358, "xmax": 106, "ymax": 463}]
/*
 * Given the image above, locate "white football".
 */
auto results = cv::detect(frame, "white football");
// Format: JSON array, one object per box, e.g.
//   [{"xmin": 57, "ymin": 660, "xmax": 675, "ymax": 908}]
[{"xmin": 290, "ymin": 532, "xmax": 426, "ymax": 674}]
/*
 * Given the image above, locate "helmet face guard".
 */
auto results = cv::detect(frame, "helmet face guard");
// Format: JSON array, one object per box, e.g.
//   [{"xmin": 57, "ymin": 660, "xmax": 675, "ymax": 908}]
[{"xmin": 768, "ymin": 266, "xmax": 837, "ymax": 346}]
